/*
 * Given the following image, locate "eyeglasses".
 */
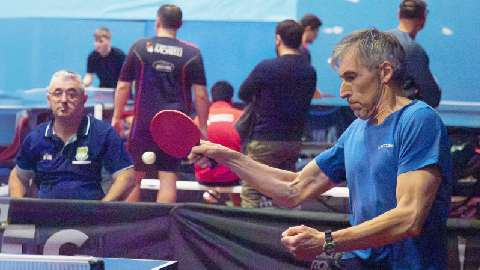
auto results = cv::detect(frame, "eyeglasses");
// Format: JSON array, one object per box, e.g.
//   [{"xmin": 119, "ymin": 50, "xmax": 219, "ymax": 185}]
[{"xmin": 49, "ymin": 88, "xmax": 83, "ymax": 101}]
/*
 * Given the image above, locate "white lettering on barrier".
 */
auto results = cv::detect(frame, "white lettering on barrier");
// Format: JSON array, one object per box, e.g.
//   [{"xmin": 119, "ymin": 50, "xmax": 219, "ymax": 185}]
[
  {"xmin": 43, "ymin": 229, "xmax": 89, "ymax": 255},
  {"xmin": 1, "ymin": 224, "xmax": 36, "ymax": 254}
]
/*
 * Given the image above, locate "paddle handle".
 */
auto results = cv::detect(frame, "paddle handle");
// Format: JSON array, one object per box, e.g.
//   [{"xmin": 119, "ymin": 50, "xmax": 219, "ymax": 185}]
[{"xmin": 181, "ymin": 158, "xmax": 217, "ymax": 169}]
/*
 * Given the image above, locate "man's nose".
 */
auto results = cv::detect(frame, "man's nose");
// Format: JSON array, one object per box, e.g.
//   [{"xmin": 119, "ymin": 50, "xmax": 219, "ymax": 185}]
[
  {"xmin": 339, "ymin": 82, "xmax": 351, "ymax": 99},
  {"xmin": 60, "ymin": 91, "xmax": 69, "ymax": 102}
]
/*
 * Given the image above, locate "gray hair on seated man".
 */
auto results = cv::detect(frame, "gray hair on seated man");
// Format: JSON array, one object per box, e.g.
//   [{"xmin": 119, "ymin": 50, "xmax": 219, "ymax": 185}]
[{"xmin": 49, "ymin": 70, "xmax": 85, "ymax": 92}]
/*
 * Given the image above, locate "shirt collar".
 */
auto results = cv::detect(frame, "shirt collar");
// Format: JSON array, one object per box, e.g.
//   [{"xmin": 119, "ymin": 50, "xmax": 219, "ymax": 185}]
[
  {"xmin": 210, "ymin": 101, "xmax": 234, "ymax": 109},
  {"xmin": 45, "ymin": 115, "xmax": 91, "ymax": 138}
]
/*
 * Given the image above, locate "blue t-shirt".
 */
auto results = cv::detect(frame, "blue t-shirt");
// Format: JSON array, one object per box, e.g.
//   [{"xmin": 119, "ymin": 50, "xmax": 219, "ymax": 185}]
[
  {"xmin": 16, "ymin": 115, "xmax": 133, "ymax": 200},
  {"xmin": 315, "ymin": 100, "xmax": 452, "ymax": 269}
]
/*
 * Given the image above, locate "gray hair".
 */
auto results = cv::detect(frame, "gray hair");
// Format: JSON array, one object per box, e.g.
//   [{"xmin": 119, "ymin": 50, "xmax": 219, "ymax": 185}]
[
  {"xmin": 49, "ymin": 70, "xmax": 85, "ymax": 91},
  {"xmin": 331, "ymin": 29, "xmax": 406, "ymax": 86}
]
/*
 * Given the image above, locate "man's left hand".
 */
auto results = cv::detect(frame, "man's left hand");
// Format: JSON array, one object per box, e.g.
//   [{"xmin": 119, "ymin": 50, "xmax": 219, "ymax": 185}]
[{"xmin": 281, "ymin": 225, "xmax": 324, "ymax": 261}]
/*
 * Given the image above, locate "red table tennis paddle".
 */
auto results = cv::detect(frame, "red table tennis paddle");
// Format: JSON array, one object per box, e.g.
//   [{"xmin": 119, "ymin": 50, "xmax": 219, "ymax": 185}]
[
  {"xmin": 150, "ymin": 110, "xmax": 201, "ymax": 158},
  {"xmin": 150, "ymin": 110, "xmax": 216, "ymax": 167}
]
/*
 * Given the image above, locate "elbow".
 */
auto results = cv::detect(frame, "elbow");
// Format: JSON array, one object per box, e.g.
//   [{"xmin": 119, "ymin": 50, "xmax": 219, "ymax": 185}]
[
  {"xmin": 277, "ymin": 183, "xmax": 304, "ymax": 208},
  {"xmin": 278, "ymin": 196, "xmax": 301, "ymax": 208},
  {"xmin": 405, "ymin": 220, "xmax": 423, "ymax": 238},
  {"xmin": 401, "ymin": 209, "xmax": 425, "ymax": 239}
]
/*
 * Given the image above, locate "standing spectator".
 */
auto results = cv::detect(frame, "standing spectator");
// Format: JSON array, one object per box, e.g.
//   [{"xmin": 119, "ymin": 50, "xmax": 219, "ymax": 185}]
[
  {"xmin": 112, "ymin": 4, "xmax": 209, "ymax": 203},
  {"xmin": 194, "ymin": 81, "xmax": 243, "ymax": 206},
  {"xmin": 300, "ymin": 14, "xmax": 323, "ymax": 99},
  {"xmin": 238, "ymin": 20, "xmax": 317, "ymax": 208},
  {"xmin": 84, "ymin": 28, "xmax": 126, "ymax": 89},
  {"xmin": 388, "ymin": 0, "xmax": 442, "ymax": 108},
  {"xmin": 299, "ymin": 14, "xmax": 323, "ymax": 63}
]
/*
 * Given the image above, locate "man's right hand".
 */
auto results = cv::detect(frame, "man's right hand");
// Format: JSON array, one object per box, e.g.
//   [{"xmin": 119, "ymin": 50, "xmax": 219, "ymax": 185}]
[
  {"xmin": 111, "ymin": 118, "xmax": 125, "ymax": 137},
  {"xmin": 188, "ymin": 140, "xmax": 237, "ymax": 168}
]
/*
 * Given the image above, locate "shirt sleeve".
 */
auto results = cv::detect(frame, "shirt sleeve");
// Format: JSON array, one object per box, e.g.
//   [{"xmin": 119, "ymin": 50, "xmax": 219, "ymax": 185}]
[
  {"xmin": 86, "ymin": 53, "xmax": 95, "ymax": 74},
  {"xmin": 15, "ymin": 134, "xmax": 35, "ymax": 172},
  {"xmin": 315, "ymin": 130, "xmax": 348, "ymax": 184},
  {"xmin": 397, "ymin": 107, "xmax": 446, "ymax": 174},
  {"xmin": 239, "ymin": 62, "xmax": 264, "ymax": 103},
  {"xmin": 186, "ymin": 53, "xmax": 207, "ymax": 86},
  {"xmin": 118, "ymin": 43, "xmax": 139, "ymax": 83},
  {"xmin": 102, "ymin": 128, "xmax": 133, "ymax": 174}
]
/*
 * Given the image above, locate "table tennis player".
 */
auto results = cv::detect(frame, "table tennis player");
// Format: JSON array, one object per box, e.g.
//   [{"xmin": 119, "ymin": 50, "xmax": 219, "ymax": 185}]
[
  {"xmin": 112, "ymin": 4, "xmax": 209, "ymax": 203},
  {"xmin": 189, "ymin": 29, "xmax": 452, "ymax": 269},
  {"xmin": 9, "ymin": 70, "xmax": 135, "ymax": 201}
]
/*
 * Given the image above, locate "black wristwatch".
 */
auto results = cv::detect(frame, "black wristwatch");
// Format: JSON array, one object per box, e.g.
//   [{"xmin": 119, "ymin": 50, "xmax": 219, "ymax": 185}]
[{"xmin": 323, "ymin": 230, "xmax": 336, "ymax": 256}]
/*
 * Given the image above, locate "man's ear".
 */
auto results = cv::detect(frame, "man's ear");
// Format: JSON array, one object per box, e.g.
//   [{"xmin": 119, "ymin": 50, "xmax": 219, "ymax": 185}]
[
  {"xmin": 155, "ymin": 17, "xmax": 161, "ymax": 30},
  {"xmin": 380, "ymin": 61, "xmax": 394, "ymax": 83},
  {"xmin": 275, "ymin": 34, "xmax": 281, "ymax": 46}
]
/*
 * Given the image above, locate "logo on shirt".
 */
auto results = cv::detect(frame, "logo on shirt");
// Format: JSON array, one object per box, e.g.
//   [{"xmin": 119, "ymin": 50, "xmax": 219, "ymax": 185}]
[
  {"xmin": 75, "ymin": 146, "xmax": 89, "ymax": 161},
  {"xmin": 146, "ymin": 42, "xmax": 183, "ymax": 56},
  {"xmin": 378, "ymin": 144, "xmax": 394, "ymax": 149},
  {"xmin": 146, "ymin": 43, "xmax": 153, "ymax": 53},
  {"xmin": 153, "ymin": 60, "xmax": 175, "ymax": 72},
  {"xmin": 42, "ymin": 153, "xmax": 53, "ymax": 161}
]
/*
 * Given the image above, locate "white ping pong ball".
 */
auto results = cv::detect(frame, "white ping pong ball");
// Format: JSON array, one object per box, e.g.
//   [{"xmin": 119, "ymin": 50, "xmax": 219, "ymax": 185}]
[{"xmin": 142, "ymin": 152, "xmax": 156, "ymax": 164}]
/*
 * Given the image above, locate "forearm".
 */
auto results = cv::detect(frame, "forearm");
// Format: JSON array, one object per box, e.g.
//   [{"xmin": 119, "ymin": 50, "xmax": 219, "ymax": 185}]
[
  {"xmin": 332, "ymin": 205, "xmax": 418, "ymax": 252},
  {"xmin": 226, "ymin": 152, "xmax": 303, "ymax": 206},
  {"xmin": 113, "ymin": 81, "xmax": 132, "ymax": 120},
  {"xmin": 8, "ymin": 167, "xmax": 30, "ymax": 198},
  {"xmin": 83, "ymin": 73, "xmax": 93, "ymax": 87},
  {"xmin": 312, "ymin": 88, "xmax": 323, "ymax": 100},
  {"xmin": 193, "ymin": 84, "xmax": 210, "ymax": 139},
  {"xmin": 102, "ymin": 168, "xmax": 135, "ymax": 201},
  {"xmin": 332, "ymin": 168, "xmax": 440, "ymax": 252}
]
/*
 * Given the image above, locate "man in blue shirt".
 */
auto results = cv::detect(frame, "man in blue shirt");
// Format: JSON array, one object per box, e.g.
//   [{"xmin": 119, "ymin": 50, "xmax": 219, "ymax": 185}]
[
  {"xmin": 9, "ymin": 70, "xmax": 135, "ymax": 201},
  {"xmin": 189, "ymin": 29, "xmax": 452, "ymax": 269}
]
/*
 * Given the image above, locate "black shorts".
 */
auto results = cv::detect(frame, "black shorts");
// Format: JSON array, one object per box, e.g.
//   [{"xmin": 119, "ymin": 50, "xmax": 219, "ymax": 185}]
[{"xmin": 128, "ymin": 130, "xmax": 182, "ymax": 172}]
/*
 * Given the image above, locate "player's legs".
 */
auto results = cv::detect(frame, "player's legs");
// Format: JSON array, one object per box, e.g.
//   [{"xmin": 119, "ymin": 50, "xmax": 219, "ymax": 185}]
[
  {"xmin": 128, "ymin": 129, "xmax": 182, "ymax": 203},
  {"xmin": 125, "ymin": 170, "xmax": 145, "ymax": 202},
  {"xmin": 156, "ymin": 171, "xmax": 178, "ymax": 203}
]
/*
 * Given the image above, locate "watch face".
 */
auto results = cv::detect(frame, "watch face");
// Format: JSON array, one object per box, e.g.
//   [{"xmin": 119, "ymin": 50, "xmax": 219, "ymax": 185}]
[{"xmin": 324, "ymin": 242, "xmax": 336, "ymax": 256}]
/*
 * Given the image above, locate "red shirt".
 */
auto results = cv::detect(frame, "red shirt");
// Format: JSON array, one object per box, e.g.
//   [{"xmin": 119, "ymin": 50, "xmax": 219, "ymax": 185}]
[{"xmin": 194, "ymin": 101, "xmax": 243, "ymax": 183}]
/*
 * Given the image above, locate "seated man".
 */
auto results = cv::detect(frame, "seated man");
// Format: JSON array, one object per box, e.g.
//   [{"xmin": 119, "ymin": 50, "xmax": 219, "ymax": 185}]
[
  {"xmin": 9, "ymin": 70, "xmax": 135, "ymax": 201},
  {"xmin": 194, "ymin": 81, "xmax": 243, "ymax": 206}
]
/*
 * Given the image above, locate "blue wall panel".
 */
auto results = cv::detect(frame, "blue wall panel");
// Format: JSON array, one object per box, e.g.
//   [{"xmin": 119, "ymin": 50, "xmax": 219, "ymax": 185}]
[
  {"xmin": 0, "ymin": 1, "xmax": 479, "ymax": 106},
  {"xmin": 297, "ymin": 0, "xmax": 480, "ymax": 102}
]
